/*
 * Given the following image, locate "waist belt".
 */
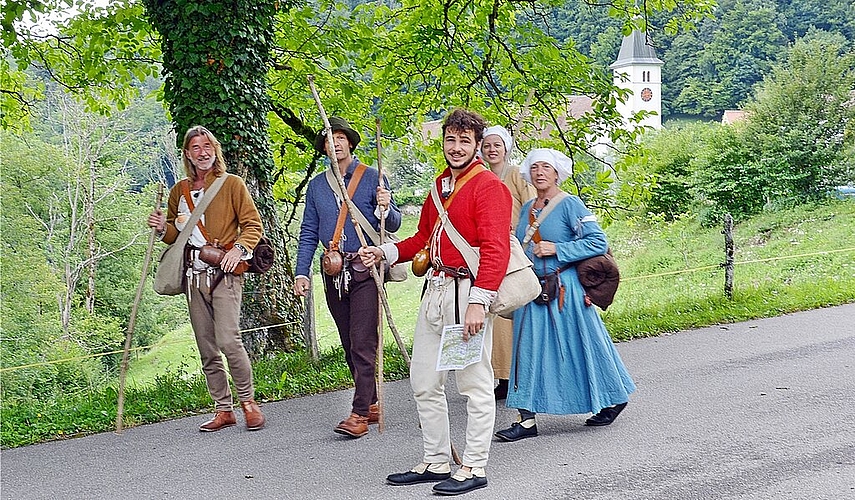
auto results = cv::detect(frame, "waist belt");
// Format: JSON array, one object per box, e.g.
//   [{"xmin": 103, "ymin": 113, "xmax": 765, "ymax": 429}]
[
  {"xmin": 536, "ymin": 263, "xmax": 573, "ymax": 279},
  {"xmin": 432, "ymin": 265, "xmax": 471, "ymax": 279}
]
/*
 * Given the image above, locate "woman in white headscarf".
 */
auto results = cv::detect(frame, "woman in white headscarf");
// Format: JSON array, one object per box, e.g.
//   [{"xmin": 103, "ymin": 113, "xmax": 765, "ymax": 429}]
[
  {"xmin": 481, "ymin": 125, "xmax": 536, "ymax": 400},
  {"xmin": 494, "ymin": 148, "xmax": 635, "ymax": 442}
]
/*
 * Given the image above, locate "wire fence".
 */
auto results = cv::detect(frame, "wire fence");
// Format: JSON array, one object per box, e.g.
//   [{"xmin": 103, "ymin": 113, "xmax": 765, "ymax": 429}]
[
  {"xmin": 0, "ymin": 322, "xmax": 300, "ymax": 374},
  {"xmin": 2, "ymin": 246, "xmax": 854, "ymax": 375}
]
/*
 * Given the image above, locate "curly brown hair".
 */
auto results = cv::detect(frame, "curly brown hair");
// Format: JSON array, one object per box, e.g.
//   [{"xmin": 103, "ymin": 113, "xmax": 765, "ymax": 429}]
[{"xmin": 441, "ymin": 108, "xmax": 487, "ymax": 142}]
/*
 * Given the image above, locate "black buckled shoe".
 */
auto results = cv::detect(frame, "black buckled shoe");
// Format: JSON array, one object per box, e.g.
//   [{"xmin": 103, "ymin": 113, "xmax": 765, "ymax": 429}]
[
  {"xmin": 585, "ymin": 402, "xmax": 628, "ymax": 426},
  {"xmin": 432, "ymin": 467, "xmax": 488, "ymax": 496},
  {"xmin": 494, "ymin": 420, "xmax": 538, "ymax": 442},
  {"xmin": 493, "ymin": 379, "xmax": 508, "ymax": 401},
  {"xmin": 386, "ymin": 463, "xmax": 451, "ymax": 485}
]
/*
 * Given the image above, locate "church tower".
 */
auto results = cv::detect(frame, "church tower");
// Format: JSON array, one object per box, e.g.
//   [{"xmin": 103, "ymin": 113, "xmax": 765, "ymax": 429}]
[{"xmin": 610, "ymin": 29, "xmax": 663, "ymax": 130}]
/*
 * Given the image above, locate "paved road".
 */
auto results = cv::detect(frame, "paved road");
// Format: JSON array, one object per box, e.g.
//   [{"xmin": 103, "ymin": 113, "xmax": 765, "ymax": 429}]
[{"xmin": 3, "ymin": 304, "xmax": 854, "ymax": 500}]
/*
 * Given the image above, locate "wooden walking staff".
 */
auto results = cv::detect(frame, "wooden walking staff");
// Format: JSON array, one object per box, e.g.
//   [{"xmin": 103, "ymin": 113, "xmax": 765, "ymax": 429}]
[
  {"xmin": 375, "ymin": 117, "xmax": 387, "ymax": 432},
  {"xmin": 307, "ymin": 75, "xmax": 410, "ymax": 367},
  {"xmin": 116, "ymin": 183, "xmax": 164, "ymax": 433}
]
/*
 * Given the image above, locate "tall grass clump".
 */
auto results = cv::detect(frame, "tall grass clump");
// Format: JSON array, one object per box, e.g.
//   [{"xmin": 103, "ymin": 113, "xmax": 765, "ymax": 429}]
[{"xmin": 1, "ymin": 345, "xmax": 410, "ymax": 448}]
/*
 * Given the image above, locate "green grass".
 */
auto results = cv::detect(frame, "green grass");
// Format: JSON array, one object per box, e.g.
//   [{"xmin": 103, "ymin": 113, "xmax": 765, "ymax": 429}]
[
  {"xmin": 125, "ymin": 324, "xmax": 201, "ymax": 385},
  {"xmin": 3, "ymin": 200, "xmax": 853, "ymax": 448},
  {"xmin": 602, "ymin": 201, "xmax": 855, "ymax": 339},
  {"xmin": 1, "ymin": 345, "xmax": 410, "ymax": 448}
]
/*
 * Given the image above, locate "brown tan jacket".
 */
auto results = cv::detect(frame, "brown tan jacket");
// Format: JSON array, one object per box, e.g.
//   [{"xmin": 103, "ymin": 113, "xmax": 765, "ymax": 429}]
[
  {"xmin": 502, "ymin": 164, "xmax": 536, "ymax": 228},
  {"xmin": 162, "ymin": 171, "xmax": 263, "ymax": 250}
]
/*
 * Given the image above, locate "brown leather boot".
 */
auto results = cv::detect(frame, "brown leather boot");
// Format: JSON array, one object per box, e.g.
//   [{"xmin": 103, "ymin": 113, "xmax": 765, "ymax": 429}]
[
  {"xmin": 334, "ymin": 413, "xmax": 369, "ymax": 438},
  {"xmin": 368, "ymin": 403, "xmax": 380, "ymax": 425},
  {"xmin": 199, "ymin": 410, "xmax": 237, "ymax": 432},
  {"xmin": 240, "ymin": 400, "xmax": 266, "ymax": 431}
]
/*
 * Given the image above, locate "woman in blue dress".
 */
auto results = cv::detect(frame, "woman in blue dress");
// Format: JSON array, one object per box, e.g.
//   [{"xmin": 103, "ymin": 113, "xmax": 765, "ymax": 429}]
[{"xmin": 495, "ymin": 148, "xmax": 636, "ymax": 442}]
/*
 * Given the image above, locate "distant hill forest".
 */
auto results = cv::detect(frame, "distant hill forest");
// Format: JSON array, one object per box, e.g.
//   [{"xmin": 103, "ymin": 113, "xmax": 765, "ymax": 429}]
[
  {"xmin": 548, "ymin": 0, "xmax": 855, "ymax": 119},
  {"xmin": 344, "ymin": 0, "xmax": 853, "ymax": 121}
]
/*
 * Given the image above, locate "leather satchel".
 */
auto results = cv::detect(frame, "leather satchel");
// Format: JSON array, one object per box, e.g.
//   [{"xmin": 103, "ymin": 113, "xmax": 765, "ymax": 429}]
[
  {"xmin": 430, "ymin": 183, "xmax": 540, "ymax": 319},
  {"xmin": 153, "ymin": 175, "xmax": 227, "ymax": 296}
]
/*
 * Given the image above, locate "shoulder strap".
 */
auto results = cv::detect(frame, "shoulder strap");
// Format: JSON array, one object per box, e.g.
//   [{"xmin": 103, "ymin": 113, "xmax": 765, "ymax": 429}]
[
  {"xmin": 430, "ymin": 182, "xmax": 482, "ymax": 277},
  {"xmin": 172, "ymin": 174, "xmax": 227, "ymax": 249},
  {"xmin": 181, "ymin": 180, "xmax": 214, "ymax": 243},
  {"xmin": 521, "ymin": 191, "xmax": 568, "ymax": 246},
  {"xmin": 327, "ymin": 164, "xmax": 367, "ymax": 250}
]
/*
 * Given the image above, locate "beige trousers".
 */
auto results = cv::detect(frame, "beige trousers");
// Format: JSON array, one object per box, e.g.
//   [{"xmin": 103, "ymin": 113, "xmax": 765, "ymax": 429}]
[
  {"xmin": 490, "ymin": 316, "xmax": 513, "ymax": 380},
  {"xmin": 187, "ymin": 272, "xmax": 255, "ymax": 412},
  {"xmin": 410, "ymin": 276, "xmax": 495, "ymax": 468}
]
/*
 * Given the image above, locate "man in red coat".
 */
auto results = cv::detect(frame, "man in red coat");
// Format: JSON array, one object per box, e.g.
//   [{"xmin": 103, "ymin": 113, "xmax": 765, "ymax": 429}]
[{"xmin": 359, "ymin": 109, "xmax": 511, "ymax": 495}]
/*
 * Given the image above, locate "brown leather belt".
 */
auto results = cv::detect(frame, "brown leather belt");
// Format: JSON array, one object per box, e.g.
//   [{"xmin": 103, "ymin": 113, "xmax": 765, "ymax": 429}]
[{"xmin": 432, "ymin": 265, "xmax": 471, "ymax": 279}]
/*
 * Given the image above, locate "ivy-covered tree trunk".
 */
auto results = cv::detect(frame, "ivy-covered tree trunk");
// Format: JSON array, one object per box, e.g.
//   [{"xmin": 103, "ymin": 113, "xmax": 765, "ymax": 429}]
[{"xmin": 142, "ymin": 0, "xmax": 303, "ymax": 354}]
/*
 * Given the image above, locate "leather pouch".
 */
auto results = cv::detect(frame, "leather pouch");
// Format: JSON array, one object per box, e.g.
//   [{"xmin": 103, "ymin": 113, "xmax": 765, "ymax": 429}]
[
  {"xmin": 199, "ymin": 244, "xmax": 226, "ymax": 267},
  {"xmin": 322, "ymin": 248, "xmax": 344, "ymax": 276},
  {"xmin": 533, "ymin": 272, "xmax": 560, "ymax": 305}
]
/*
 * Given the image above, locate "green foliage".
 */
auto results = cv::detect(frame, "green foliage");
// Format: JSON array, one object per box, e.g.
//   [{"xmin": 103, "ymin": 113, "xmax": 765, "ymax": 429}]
[
  {"xmin": 690, "ymin": 123, "xmax": 766, "ymax": 223},
  {"xmin": 670, "ymin": 0, "xmax": 787, "ymax": 117},
  {"xmin": 142, "ymin": 0, "xmax": 276, "ymax": 177},
  {"xmin": 266, "ymin": 0, "xmax": 716, "ymax": 224},
  {"xmin": 1, "ymin": 0, "xmax": 161, "ymax": 127},
  {"xmin": 743, "ymin": 33, "xmax": 855, "ymax": 202},
  {"xmin": 623, "ymin": 124, "xmax": 708, "ymax": 219},
  {"xmin": 622, "ymin": 31, "xmax": 855, "ymax": 224},
  {"xmin": 383, "ymin": 146, "xmax": 434, "ymax": 206},
  {"xmin": 141, "ymin": 0, "xmax": 305, "ymax": 353},
  {"xmin": 543, "ymin": 0, "xmax": 855, "ymax": 119},
  {"xmin": 0, "ymin": 99, "xmax": 185, "ymax": 403}
]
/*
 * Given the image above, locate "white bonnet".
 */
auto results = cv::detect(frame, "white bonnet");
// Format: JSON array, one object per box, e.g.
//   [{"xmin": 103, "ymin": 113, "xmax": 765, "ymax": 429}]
[
  {"xmin": 521, "ymin": 148, "xmax": 573, "ymax": 184},
  {"xmin": 482, "ymin": 125, "xmax": 513, "ymax": 153}
]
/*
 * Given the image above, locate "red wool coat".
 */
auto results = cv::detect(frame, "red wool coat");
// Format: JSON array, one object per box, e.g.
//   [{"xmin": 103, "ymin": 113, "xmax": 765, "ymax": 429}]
[{"xmin": 396, "ymin": 161, "xmax": 512, "ymax": 292}]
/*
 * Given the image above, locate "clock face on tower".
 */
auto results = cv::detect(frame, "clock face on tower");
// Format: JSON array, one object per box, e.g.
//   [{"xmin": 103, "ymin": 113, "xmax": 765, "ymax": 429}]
[{"xmin": 641, "ymin": 87, "xmax": 653, "ymax": 102}]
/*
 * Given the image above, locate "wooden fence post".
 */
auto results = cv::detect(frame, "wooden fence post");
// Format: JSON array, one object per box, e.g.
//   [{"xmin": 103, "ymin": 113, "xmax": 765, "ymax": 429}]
[
  {"xmin": 723, "ymin": 213, "xmax": 734, "ymax": 299},
  {"xmin": 303, "ymin": 274, "xmax": 319, "ymax": 361}
]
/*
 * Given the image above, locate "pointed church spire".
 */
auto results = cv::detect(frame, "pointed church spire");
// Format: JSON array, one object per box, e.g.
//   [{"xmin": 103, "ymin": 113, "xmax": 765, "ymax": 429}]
[{"xmin": 610, "ymin": 29, "xmax": 663, "ymax": 69}]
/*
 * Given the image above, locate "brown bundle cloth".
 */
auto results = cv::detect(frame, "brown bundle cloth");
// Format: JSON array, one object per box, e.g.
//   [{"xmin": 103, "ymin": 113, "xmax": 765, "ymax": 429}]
[
  {"xmin": 576, "ymin": 249, "xmax": 620, "ymax": 310},
  {"xmin": 247, "ymin": 236, "xmax": 275, "ymax": 274}
]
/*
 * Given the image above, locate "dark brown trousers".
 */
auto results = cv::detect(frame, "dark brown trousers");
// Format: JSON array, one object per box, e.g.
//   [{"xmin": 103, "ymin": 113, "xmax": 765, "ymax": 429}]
[{"xmin": 322, "ymin": 268, "xmax": 379, "ymax": 416}]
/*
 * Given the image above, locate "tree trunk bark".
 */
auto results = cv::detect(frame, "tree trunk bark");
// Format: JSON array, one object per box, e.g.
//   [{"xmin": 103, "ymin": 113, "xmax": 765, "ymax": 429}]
[{"xmin": 143, "ymin": 0, "xmax": 304, "ymax": 354}]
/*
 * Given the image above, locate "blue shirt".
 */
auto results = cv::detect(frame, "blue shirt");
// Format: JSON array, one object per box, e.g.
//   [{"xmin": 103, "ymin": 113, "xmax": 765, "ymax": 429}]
[{"xmin": 296, "ymin": 157, "xmax": 402, "ymax": 277}]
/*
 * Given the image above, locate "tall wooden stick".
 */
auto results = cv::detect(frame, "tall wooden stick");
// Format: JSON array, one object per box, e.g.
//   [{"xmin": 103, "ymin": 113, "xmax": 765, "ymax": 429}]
[
  {"xmin": 307, "ymin": 75, "xmax": 410, "ymax": 367},
  {"xmin": 116, "ymin": 184, "xmax": 164, "ymax": 433},
  {"xmin": 375, "ymin": 117, "xmax": 386, "ymax": 432}
]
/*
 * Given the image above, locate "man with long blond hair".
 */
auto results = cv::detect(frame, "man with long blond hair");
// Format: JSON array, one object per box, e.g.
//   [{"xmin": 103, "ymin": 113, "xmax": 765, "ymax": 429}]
[{"xmin": 147, "ymin": 125, "xmax": 266, "ymax": 432}]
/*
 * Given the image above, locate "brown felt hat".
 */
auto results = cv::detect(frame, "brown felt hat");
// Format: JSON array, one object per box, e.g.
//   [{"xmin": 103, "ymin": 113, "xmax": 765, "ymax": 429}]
[{"xmin": 314, "ymin": 116, "xmax": 361, "ymax": 154}]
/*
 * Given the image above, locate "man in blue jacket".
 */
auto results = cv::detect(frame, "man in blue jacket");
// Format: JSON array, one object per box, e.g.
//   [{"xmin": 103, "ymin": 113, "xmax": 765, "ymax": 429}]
[{"xmin": 293, "ymin": 117, "xmax": 402, "ymax": 438}]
